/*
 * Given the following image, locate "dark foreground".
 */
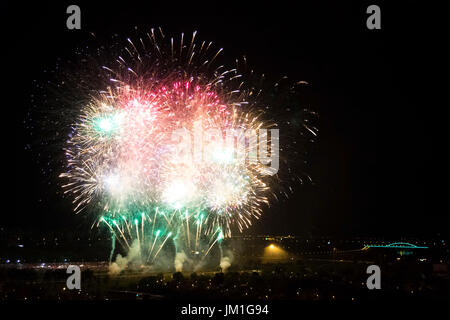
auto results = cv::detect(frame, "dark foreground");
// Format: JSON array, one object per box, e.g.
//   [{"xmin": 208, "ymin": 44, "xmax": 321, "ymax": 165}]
[{"xmin": 1, "ymin": 258, "xmax": 449, "ymax": 301}]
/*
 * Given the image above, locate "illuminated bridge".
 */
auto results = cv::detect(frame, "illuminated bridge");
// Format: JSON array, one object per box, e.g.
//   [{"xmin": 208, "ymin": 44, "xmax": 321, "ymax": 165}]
[{"xmin": 363, "ymin": 242, "xmax": 428, "ymax": 250}]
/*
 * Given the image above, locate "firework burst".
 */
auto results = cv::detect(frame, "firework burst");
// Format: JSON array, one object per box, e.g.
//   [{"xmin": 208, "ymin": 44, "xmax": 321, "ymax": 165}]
[{"xmin": 44, "ymin": 28, "xmax": 317, "ymax": 271}]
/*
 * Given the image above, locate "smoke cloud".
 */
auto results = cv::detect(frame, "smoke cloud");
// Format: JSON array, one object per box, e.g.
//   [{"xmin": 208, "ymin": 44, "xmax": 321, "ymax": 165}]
[
  {"xmin": 109, "ymin": 240, "xmax": 142, "ymax": 275},
  {"xmin": 174, "ymin": 251, "xmax": 188, "ymax": 272},
  {"xmin": 220, "ymin": 251, "xmax": 233, "ymax": 272}
]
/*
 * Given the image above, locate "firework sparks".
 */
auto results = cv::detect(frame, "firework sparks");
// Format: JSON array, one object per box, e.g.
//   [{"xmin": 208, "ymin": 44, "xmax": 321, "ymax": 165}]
[{"xmin": 53, "ymin": 29, "xmax": 315, "ymax": 270}]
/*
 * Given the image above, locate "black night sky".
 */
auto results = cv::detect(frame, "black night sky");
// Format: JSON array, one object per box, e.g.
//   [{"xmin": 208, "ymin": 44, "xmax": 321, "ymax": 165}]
[{"xmin": 2, "ymin": 1, "xmax": 440, "ymax": 239}]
